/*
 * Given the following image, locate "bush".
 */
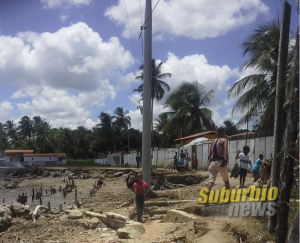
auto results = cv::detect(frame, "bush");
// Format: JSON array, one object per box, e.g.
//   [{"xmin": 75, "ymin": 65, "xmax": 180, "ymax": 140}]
[{"xmin": 66, "ymin": 159, "xmax": 96, "ymax": 166}]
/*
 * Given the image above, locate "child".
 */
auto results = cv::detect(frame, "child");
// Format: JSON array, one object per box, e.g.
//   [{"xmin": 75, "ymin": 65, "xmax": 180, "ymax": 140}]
[
  {"xmin": 235, "ymin": 146, "xmax": 252, "ymax": 187},
  {"xmin": 179, "ymin": 150, "xmax": 185, "ymax": 165},
  {"xmin": 251, "ymin": 154, "xmax": 264, "ymax": 182},
  {"xmin": 193, "ymin": 156, "xmax": 198, "ymax": 172},
  {"xmin": 132, "ymin": 172, "xmax": 148, "ymax": 223}
]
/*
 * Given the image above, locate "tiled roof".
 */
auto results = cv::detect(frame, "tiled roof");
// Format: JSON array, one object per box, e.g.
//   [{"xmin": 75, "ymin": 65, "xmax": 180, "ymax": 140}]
[
  {"xmin": 174, "ymin": 131, "xmax": 217, "ymax": 141},
  {"xmin": 23, "ymin": 153, "xmax": 66, "ymax": 157},
  {"xmin": 4, "ymin": 150, "xmax": 34, "ymax": 154}
]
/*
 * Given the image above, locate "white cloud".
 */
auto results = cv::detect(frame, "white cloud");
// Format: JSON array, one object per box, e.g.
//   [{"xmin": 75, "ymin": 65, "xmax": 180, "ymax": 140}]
[
  {"xmin": 60, "ymin": 14, "xmax": 70, "ymax": 22},
  {"xmin": 128, "ymin": 93, "xmax": 142, "ymax": 105},
  {"xmin": 105, "ymin": 0, "xmax": 269, "ymax": 40},
  {"xmin": 0, "ymin": 22, "xmax": 134, "ymax": 128},
  {"xmin": 41, "ymin": 0, "xmax": 92, "ymax": 9},
  {"xmin": 0, "ymin": 102, "xmax": 13, "ymax": 120},
  {"xmin": 11, "ymin": 90, "xmax": 28, "ymax": 99}
]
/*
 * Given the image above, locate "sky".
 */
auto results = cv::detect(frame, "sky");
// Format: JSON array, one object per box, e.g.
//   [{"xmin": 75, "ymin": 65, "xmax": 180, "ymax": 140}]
[{"xmin": 0, "ymin": 0, "xmax": 298, "ymax": 131}]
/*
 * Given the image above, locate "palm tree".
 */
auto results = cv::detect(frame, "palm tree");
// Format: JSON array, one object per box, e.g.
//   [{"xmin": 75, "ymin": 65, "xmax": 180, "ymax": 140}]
[
  {"xmin": 223, "ymin": 120, "xmax": 239, "ymax": 136},
  {"xmin": 227, "ymin": 19, "xmax": 294, "ymax": 130},
  {"xmin": 58, "ymin": 128, "xmax": 74, "ymax": 157},
  {"xmin": 113, "ymin": 107, "xmax": 131, "ymax": 152},
  {"xmin": 0, "ymin": 122, "xmax": 9, "ymax": 151},
  {"xmin": 165, "ymin": 81, "xmax": 215, "ymax": 136},
  {"xmin": 3, "ymin": 120, "xmax": 16, "ymax": 136},
  {"xmin": 135, "ymin": 59, "xmax": 171, "ymax": 147},
  {"xmin": 154, "ymin": 113, "xmax": 169, "ymax": 134},
  {"xmin": 97, "ymin": 112, "xmax": 117, "ymax": 152},
  {"xmin": 18, "ymin": 116, "xmax": 33, "ymax": 139},
  {"xmin": 74, "ymin": 126, "xmax": 91, "ymax": 159}
]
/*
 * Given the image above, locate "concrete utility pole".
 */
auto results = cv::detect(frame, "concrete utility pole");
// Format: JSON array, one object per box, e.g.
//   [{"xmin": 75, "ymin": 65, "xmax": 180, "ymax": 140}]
[
  {"xmin": 268, "ymin": 0, "xmax": 291, "ymax": 233},
  {"xmin": 142, "ymin": 0, "xmax": 152, "ymax": 192}
]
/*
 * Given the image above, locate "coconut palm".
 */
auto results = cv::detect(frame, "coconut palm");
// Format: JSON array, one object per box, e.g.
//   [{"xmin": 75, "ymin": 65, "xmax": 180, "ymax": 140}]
[
  {"xmin": 97, "ymin": 112, "xmax": 117, "ymax": 152},
  {"xmin": 228, "ymin": 19, "xmax": 294, "ymax": 130},
  {"xmin": 3, "ymin": 120, "xmax": 16, "ymax": 136},
  {"xmin": 113, "ymin": 107, "xmax": 131, "ymax": 132},
  {"xmin": 74, "ymin": 126, "xmax": 91, "ymax": 159},
  {"xmin": 165, "ymin": 81, "xmax": 215, "ymax": 135},
  {"xmin": 135, "ymin": 59, "xmax": 171, "ymax": 147},
  {"xmin": 154, "ymin": 113, "xmax": 169, "ymax": 133},
  {"xmin": 113, "ymin": 107, "xmax": 131, "ymax": 152},
  {"xmin": 223, "ymin": 120, "xmax": 239, "ymax": 136},
  {"xmin": 18, "ymin": 116, "xmax": 33, "ymax": 139},
  {"xmin": 58, "ymin": 128, "xmax": 74, "ymax": 157}
]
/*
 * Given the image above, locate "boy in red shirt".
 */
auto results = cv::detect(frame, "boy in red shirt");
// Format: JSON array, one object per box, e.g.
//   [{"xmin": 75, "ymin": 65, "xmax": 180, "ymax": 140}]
[
  {"xmin": 132, "ymin": 172, "xmax": 148, "ymax": 222},
  {"xmin": 193, "ymin": 156, "xmax": 198, "ymax": 172}
]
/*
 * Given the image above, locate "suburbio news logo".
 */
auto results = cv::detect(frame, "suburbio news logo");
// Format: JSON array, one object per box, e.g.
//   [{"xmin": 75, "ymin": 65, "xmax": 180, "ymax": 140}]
[{"xmin": 198, "ymin": 185, "xmax": 278, "ymax": 217}]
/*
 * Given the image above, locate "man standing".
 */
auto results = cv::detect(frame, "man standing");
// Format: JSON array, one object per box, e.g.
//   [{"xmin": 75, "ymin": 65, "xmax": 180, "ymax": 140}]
[
  {"xmin": 205, "ymin": 127, "xmax": 230, "ymax": 205},
  {"xmin": 173, "ymin": 152, "xmax": 178, "ymax": 170},
  {"xmin": 236, "ymin": 146, "xmax": 252, "ymax": 187},
  {"xmin": 136, "ymin": 152, "xmax": 140, "ymax": 169}
]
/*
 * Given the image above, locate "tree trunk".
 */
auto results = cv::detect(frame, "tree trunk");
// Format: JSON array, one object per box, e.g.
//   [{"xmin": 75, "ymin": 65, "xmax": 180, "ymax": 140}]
[
  {"xmin": 269, "ymin": 1, "xmax": 291, "ymax": 233},
  {"xmin": 113, "ymin": 140, "xmax": 116, "ymax": 152},
  {"xmin": 287, "ymin": 207, "xmax": 299, "ymax": 243},
  {"xmin": 275, "ymin": 27, "xmax": 299, "ymax": 243}
]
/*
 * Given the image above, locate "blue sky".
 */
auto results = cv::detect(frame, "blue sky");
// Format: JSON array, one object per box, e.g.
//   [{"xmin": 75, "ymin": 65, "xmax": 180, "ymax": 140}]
[{"xmin": 0, "ymin": 0, "xmax": 298, "ymax": 130}]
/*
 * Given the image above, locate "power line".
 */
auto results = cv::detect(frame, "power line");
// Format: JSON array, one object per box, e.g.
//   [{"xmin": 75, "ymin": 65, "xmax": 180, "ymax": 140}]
[
  {"xmin": 138, "ymin": 0, "xmax": 161, "ymax": 39},
  {"xmin": 106, "ymin": 0, "xmax": 131, "ymax": 74},
  {"xmin": 123, "ymin": 0, "xmax": 139, "ymax": 70},
  {"xmin": 139, "ymin": 0, "xmax": 144, "ymax": 66}
]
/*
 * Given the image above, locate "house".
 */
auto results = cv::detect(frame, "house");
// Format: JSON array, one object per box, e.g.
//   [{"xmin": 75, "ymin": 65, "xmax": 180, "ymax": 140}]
[
  {"xmin": 4, "ymin": 150, "xmax": 34, "ymax": 162},
  {"xmin": 23, "ymin": 153, "xmax": 67, "ymax": 166},
  {"xmin": 174, "ymin": 131, "xmax": 218, "ymax": 147}
]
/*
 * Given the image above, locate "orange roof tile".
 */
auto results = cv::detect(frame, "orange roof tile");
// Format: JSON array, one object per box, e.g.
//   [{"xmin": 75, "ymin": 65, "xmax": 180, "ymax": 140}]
[
  {"xmin": 24, "ymin": 153, "xmax": 66, "ymax": 157},
  {"xmin": 174, "ymin": 131, "xmax": 217, "ymax": 141},
  {"xmin": 4, "ymin": 150, "xmax": 34, "ymax": 154}
]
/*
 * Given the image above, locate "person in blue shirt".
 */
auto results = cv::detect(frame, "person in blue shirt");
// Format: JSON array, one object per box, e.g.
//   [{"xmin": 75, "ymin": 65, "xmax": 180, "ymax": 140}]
[
  {"xmin": 251, "ymin": 154, "xmax": 264, "ymax": 182},
  {"xmin": 136, "ymin": 153, "xmax": 140, "ymax": 169}
]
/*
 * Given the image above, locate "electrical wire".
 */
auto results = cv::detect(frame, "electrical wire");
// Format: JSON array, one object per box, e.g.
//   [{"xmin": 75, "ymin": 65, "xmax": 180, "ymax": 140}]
[
  {"xmin": 123, "ymin": 0, "xmax": 139, "ymax": 70},
  {"xmin": 106, "ymin": 0, "xmax": 131, "ymax": 74}
]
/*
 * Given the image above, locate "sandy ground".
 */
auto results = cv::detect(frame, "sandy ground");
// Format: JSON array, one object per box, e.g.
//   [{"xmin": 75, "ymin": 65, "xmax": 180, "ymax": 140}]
[{"xmin": 0, "ymin": 168, "xmax": 258, "ymax": 243}]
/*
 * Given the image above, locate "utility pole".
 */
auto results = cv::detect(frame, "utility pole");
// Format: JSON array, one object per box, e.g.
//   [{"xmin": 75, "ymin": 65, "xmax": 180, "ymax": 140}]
[
  {"xmin": 268, "ymin": 0, "xmax": 291, "ymax": 233},
  {"xmin": 142, "ymin": 0, "xmax": 152, "ymax": 192},
  {"xmin": 127, "ymin": 125, "xmax": 130, "ymax": 153}
]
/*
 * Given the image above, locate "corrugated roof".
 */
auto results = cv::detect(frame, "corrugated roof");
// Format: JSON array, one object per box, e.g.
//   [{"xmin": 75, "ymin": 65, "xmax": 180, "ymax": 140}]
[
  {"xmin": 229, "ymin": 132, "xmax": 254, "ymax": 138},
  {"xmin": 4, "ymin": 150, "xmax": 34, "ymax": 154},
  {"xmin": 174, "ymin": 131, "xmax": 217, "ymax": 141},
  {"xmin": 24, "ymin": 153, "xmax": 66, "ymax": 157}
]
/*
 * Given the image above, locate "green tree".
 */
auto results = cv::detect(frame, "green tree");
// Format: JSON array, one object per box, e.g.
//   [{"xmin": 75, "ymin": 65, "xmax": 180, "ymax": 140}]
[
  {"xmin": 74, "ymin": 126, "xmax": 91, "ymax": 159},
  {"xmin": 165, "ymin": 81, "xmax": 215, "ymax": 136},
  {"xmin": 58, "ymin": 128, "xmax": 74, "ymax": 157},
  {"xmin": 223, "ymin": 120, "xmax": 239, "ymax": 136},
  {"xmin": 227, "ymin": 19, "xmax": 294, "ymax": 131},
  {"xmin": 18, "ymin": 116, "xmax": 33, "ymax": 139},
  {"xmin": 98, "ymin": 112, "xmax": 117, "ymax": 152}
]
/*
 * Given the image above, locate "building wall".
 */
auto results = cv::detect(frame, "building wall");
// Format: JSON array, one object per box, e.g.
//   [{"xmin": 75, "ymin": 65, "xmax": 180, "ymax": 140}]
[
  {"xmin": 149, "ymin": 136, "xmax": 273, "ymax": 170},
  {"xmin": 124, "ymin": 152, "xmax": 137, "ymax": 167},
  {"xmin": 24, "ymin": 156, "xmax": 59, "ymax": 162},
  {"xmin": 95, "ymin": 158, "xmax": 107, "ymax": 165}
]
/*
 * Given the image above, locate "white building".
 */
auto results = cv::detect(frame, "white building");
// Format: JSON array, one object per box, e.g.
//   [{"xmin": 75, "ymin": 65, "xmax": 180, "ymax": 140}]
[{"xmin": 23, "ymin": 153, "xmax": 67, "ymax": 166}]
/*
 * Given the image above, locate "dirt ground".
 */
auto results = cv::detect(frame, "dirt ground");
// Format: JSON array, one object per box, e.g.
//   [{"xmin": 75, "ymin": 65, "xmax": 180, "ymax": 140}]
[{"xmin": 0, "ymin": 167, "xmax": 271, "ymax": 243}]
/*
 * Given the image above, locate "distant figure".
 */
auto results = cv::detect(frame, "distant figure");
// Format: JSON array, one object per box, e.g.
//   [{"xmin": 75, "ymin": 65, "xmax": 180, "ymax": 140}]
[
  {"xmin": 179, "ymin": 150, "xmax": 185, "ymax": 165},
  {"xmin": 251, "ymin": 154, "xmax": 264, "ymax": 183},
  {"xmin": 235, "ymin": 146, "xmax": 252, "ymax": 188},
  {"xmin": 193, "ymin": 156, "xmax": 198, "ymax": 171},
  {"xmin": 136, "ymin": 153, "xmax": 140, "ymax": 169},
  {"xmin": 173, "ymin": 152, "xmax": 178, "ymax": 170},
  {"xmin": 132, "ymin": 172, "xmax": 148, "ymax": 223}
]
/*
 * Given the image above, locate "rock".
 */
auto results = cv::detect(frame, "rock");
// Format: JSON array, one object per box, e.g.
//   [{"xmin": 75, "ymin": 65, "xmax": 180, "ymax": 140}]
[
  {"xmin": 10, "ymin": 203, "xmax": 29, "ymax": 217},
  {"xmin": 99, "ymin": 174, "xmax": 106, "ymax": 179},
  {"xmin": 116, "ymin": 222, "xmax": 145, "ymax": 239},
  {"xmin": 114, "ymin": 172, "xmax": 123, "ymax": 177},
  {"xmin": 128, "ymin": 210, "xmax": 136, "ymax": 220},
  {"xmin": 85, "ymin": 211, "xmax": 107, "ymax": 224},
  {"xmin": 174, "ymin": 230, "xmax": 186, "ymax": 240},
  {"xmin": 0, "ymin": 215, "xmax": 12, "ymax": 232},
  {"xmin": 66, "ymin": 210, "xmax": 83, "ymax": 219},
  {"xmin": 181, "ymin": 205, "xmax": 204, "ymax": 216},
  {"xmin": 77, "ymin": 217, "xmax": 99, "ymax": 229},
  {"xmin": 166, "ymin": 209, "xmax": 197, "ymax": 223},
  {"xmin": 148, "ymin": 208, "xmax": 167, "ymax": 216}
]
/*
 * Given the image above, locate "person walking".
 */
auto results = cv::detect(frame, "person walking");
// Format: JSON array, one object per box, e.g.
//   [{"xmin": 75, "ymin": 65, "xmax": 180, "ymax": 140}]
[
  {"xmin": 251, "ymin": 154, "xmax": 263, "ymax": 183},
  {"xmin": 136, "ymin": 153, "xmax": 140, "ymax": 169},
  {"xmin": 173, "ymin": 152, "xmax": 178, "ymax": 170},
  {"xmin": 235, "ymin": 146, "xmax": 252, "ymax": 187},
  {"xmin": 205, "ymin": 127, "xmax": 230, "ymax": 205},
  {"xmin": 132, "ymin": 172, "xmax": 148, "ymax": 222}
]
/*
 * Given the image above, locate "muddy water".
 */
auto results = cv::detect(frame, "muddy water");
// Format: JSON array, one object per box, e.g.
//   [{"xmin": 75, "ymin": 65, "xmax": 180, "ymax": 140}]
[{"xmin": 0, "ymin": 175, "xmax": 97, "ymax": 210}]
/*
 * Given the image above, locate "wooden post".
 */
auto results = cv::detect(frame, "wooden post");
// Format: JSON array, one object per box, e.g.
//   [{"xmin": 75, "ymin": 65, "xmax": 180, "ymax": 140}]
[
  {"xmin": 48, "ymin": 201, "xmax": 51, "ymax": 211},
  {"xmin": 39, "ymin": 197, "xmax": 42, "ymax": 205},
  {"xmin": 269, "ymin": 0, "xmax": 291, "ymax": 233},
  {"xmin": 59, "ymin": 204, "xmax": 63, "ymax": 212},
  {"xmin": 75, "ymin": 188, "xmax": 77, "ymax": 205},
  {"xmin": 59, "ymin": 186, "xmax": 62, "ymax": 192},
  {"xmin": 287, "ymin": 207, "xmax": 299, "ymax": 243},
  {"xmin": 275, "ymin": 27, "xmax": 299, "ymax": 243}
]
